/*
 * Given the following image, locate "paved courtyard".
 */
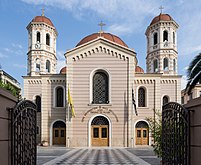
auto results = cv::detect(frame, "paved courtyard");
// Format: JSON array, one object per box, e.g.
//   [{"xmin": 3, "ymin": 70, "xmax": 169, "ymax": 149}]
[{"xmin": 37, "ymin": 146, "xmax": 160, "ymax": 165}]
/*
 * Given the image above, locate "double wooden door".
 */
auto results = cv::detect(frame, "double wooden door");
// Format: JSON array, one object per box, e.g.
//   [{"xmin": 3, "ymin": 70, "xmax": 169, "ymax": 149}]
[
  {"xmin": 53, "ymin": 128, "xmax": 66, "ymax": 145},
  {"xmin": 91, "ymin": 125, "xmax": 109, "ymax": 146},
  {"xmin": 136, "ymin": 128, "xmax": 149, "ymax": 145}
]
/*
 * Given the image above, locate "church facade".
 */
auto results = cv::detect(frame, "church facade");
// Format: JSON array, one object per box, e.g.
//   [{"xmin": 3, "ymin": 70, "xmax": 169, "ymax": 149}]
[{"xmin": 23, "ymin": 12, "xmax": 181, "ymax": 147}]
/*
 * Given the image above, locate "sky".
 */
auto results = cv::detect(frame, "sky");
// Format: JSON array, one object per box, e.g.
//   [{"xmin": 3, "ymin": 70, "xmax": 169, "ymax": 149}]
[{"xmin": 0, "ymin": 0, "xmax": 200, "ymax": 91}]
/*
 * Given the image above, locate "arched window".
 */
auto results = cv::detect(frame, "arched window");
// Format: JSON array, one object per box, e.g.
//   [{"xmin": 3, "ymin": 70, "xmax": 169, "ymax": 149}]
[
  {"xmin": 56, "ymin": 87, "xmax": 64, "ymax": 107},
  {"xmin": 35, "ymin": 95, "xmax": 41, "ymax": 112},
  {"xmin": 36, "ymin": 32, "xmax": 40, "ymax": 43},
  {"xmin": 163, "ymin": 30, "xmax": 168, "ymax": 41},
  {"xmin": 173, "ymin": 59, "xmax": 176, "ymax": 72},
  {"xmin": 36, "ymin": 58, "xmax": 40, "ymax": 72},
  {"xmin": 153, "ymin": 33, "xmax": 158, "ymax": 45},
  {"xmin": 46, "ymin": 60, "xmax": 50, "ymax": 72},
  {"xmin": 163, "ymin": 96, "xmax": 169, "ymax": 105},
  {"xmin": 173, "ymin": 32, "xmax": 175, "ymax": 44},
  {"xmin": 163, "ymin": 58, "xmax": 169, "ymax": 70},
  {"xmin": 153, "ymin": 59, "xmax": 158, "ymax": 72},
  {"xmin": 93, "ymin": 71, "xmax": 109, "ymax": 104},
  {"xmin": 138, "ymin": 87, "xmax": 146, "ymax": 107},
  {"xmin": 46, "ymin": 33, "xmax": 50, "ymax": 46}
]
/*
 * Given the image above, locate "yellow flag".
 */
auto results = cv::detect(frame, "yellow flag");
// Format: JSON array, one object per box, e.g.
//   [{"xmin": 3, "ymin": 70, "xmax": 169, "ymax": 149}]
[{"xmin": 68, "ymin": 87, "xmax": 75, "ymax": 117}]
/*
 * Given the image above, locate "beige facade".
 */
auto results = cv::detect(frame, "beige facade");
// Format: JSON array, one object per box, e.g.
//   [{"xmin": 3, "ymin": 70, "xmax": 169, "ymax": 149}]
[
  {"xmin": 23, "ymin": 12, "xmax": 182, "ymax": 147},
  {"xmin": 181, "ymin": 84, "xmax": 201, "ymax": 104}
]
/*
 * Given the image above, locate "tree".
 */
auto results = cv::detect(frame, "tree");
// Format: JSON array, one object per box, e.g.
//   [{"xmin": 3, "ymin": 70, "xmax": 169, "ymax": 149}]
[
  {"xmin": 146, "ymin": 110, "xmax": 162, "ymax": 158},
  {"xmin": 185, "ymin": 53, "xmax": 201, "ymax": 95}
]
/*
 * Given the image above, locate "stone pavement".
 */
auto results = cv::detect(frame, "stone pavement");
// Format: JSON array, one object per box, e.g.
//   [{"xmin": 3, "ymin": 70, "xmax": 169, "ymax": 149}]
[{"xmin": 37, "ymin": 146, "xmax": 161, "ymax": 165}]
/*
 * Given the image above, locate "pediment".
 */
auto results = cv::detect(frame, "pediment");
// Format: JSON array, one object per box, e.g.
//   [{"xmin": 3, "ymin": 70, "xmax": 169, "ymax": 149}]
[{"xmin": 65, "ymin": 37, "xmax": 136, "ymax": 62}]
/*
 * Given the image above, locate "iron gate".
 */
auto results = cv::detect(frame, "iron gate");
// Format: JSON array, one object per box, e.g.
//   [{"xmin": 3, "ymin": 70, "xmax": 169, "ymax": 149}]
[
  {"xmin": 11, "ymin": 100, "xmax": 37, "ymax": 165},
  {"xmin": 162, "ymin": 102, "xmax": 189, "ymax": 165}
]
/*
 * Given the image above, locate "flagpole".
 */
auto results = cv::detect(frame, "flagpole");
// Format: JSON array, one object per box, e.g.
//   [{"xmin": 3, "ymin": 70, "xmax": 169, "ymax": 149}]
[
  {"xmin": 131, "ymin": 84, "xmax": 134, "ymax": 148},
  {"xmin": 67, "ymin": 85, "xmax": 70, "ymax": 148}
]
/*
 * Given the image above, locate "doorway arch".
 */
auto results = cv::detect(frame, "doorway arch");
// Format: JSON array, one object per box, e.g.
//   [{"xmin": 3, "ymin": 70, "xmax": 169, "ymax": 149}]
[
  {"xmin": 88, "ymin": 114, "xmax": 111, "ymax": 147},
  {"xmin": 50, "ymin": 119, "xmax": 66, "ymax": 145},
  {"xmin": 135, "ymin": 120, "xmax": 149, "ymax": 145}
]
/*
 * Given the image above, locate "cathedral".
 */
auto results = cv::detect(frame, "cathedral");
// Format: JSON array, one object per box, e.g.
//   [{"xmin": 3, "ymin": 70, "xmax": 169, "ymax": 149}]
[{"xmin": 23, "ymin": 11, "xmax": 181, "ymax": 147}]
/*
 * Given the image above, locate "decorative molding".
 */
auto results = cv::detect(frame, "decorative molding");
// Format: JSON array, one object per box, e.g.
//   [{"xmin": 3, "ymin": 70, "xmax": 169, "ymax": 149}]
[
  {"xmin": 47, "ymin": 79, "xmax": 66, "ymax": 84},
  {"xmin": 28, "ymin": 80, "xmax": 42, "ymax": 84},
  {"xmin": 72, "ymin": 45, "xmax": 128, "ymax": 62},
  {"xmin": 82, "ymin": 106, "xmax": 118, "ymax": 122}
]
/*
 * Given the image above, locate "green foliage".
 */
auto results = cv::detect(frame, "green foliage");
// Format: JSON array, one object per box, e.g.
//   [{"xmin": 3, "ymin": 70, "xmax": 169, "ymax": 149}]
[
  {"xmin": 146, "ymin": 110, "xmax": 162, "ymax": 158},
  {"xmin": 185, "ymin": 53, "xmax": 201, "ymax": 95},
  {"xmin": 0, "ymin": 80, "xmax": 20, "ymax": 97}
]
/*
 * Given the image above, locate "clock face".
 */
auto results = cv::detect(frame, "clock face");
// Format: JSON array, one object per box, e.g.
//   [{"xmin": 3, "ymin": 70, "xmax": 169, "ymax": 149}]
[{"xmin": 35, "ymin": 43, "xmax": 41, "ymax": 49}]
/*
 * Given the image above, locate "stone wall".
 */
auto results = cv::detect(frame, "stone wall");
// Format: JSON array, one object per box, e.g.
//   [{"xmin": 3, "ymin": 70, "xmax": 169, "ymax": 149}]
[
  {"xmin": 0, "ymin": 88, "xmax": 17, "ymax": 165},
  {"xmin": 185, "ymin": 97, "xmax": 201, "ymax": 165}
]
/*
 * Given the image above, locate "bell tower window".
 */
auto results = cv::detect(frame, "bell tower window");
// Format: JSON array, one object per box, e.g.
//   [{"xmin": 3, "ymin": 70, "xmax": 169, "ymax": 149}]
[
  {"xmin": 46, "ymin": 60, "xmax": 50, "ymax": 72},
  {"xmin": 173, "ymin": 32, "xmax": 175, "ymax": 44},
  {"xmin": 36, "ymin": 32, "xmax": 40, "ymax": 43},
  {"xmin": 153, "ymin": 59, "xmax": 158, "ymax": 72},
  {"xmin": 163, "ymin": 58, "xmax": 169, "ymax": 70},
  {"xmin": 35, "ymin": 58, "xmax": 40, "ymax": 72},
  {"xmin": 46, "ymin": 33, "xmax": 50, "ymax": 46},
  {"xmin": 153, "ymin": 33, "xmax": 158, "ymax": 45},
  {"xmin": 163, "ymin": 31, "xmax": 168, "ymax": 41}
]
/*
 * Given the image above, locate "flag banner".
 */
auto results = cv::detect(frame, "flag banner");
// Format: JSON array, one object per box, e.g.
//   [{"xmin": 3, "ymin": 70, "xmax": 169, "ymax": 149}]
[
  {"xmin": 132, "ymin": 88, "xmax": 138, "ymax": 116},
  {"xmin": 68, "ymin": 87, "xmax": 75, "ymax": 117}
]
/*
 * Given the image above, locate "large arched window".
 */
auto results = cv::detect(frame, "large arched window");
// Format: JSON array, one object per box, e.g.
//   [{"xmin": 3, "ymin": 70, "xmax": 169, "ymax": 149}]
[
  {"xmin": 153, "ymin": 33, "xmax": 158, "ymax": 45},
  {"xmin": 163, "ymin": 30, "xmax": 168, "ymax": 41},
  {"xmin": 93, "ymin": 71, "xmax": 109, "ymax": 104},
  {"xmin": 35, "ymin": 58, "xmax": 40, "ymax": 72},
  {"xmin": 46, "ymin": 33, "xmax": 50, "ymax": 46},
  {"xmin": 163, "ymin": 96, "xmax": 169, "ymax": 105},
  {"xmin": 36, "ymin": 32, "xmax": 40, "ymax": 43},
  {"xmin": 35, "ymin": 95, "xmax": 41, "ymax": 112},
  {"xmin": 153, "ymin": 59, "xmax": 158, "ymax": 72},
  {"xmin": 138, "ymin": 87, "xmax": 146, "ymax": 107},
  {"xmin": 55, "ymin": 87, "xmax": 64, "ymax": 107},
  {"xmin": 163, "ymin": 58, "xmax": 169, "ymax": 71},
  {"xmin": 46, "ymin": 60, "xmax": 50, "ymax": 72}
]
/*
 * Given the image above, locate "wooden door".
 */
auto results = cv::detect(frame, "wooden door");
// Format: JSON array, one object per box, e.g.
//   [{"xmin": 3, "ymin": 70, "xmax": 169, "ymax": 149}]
[
  {"xmin": 91, "ymin": 125, "xmax": 109, "ymax": 146},
  {"xmin": 53, "ymin": 128, "xmax": 66, "ymax": 145},
  {"xmin": 136, "ymin": 128, "xmax": 148, "ymax": 145}
]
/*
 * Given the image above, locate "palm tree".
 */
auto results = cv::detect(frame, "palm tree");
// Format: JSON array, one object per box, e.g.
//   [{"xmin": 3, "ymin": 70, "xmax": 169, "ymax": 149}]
[{"xmin": 185, "ymin": 53, "xmax": 201, "ymax": 95}]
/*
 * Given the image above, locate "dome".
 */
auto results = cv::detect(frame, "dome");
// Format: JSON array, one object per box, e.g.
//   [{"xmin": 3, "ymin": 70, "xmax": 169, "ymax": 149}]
[
  {"xmin": 60, "ymin": 66, "xmax": 66, "ymax": 74},
  {"xmin": 135, "ymin": 66, "xmax": 144, "ymax": 73},
  {"xmin": 76, "ymin": 32, "xmax": 128, "ymax": 48},
  {"xmin": 32, "ymin": 16, "xmax": 54, "ymax": 27},
  {"xmin": 150, "ymin": 13, "xmax": 173, "ymax": 26}
]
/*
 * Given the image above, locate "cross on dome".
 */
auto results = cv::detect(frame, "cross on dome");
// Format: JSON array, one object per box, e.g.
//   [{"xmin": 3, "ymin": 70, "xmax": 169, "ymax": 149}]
[
  {"xmin": 159, "ymin": 6, "xmax": 164, "ymax": 13},
  {"xmin": 98, "ymin": 21, "xmax": 106, "ymax": 33},
  {"xmin": 41, "ymin": 8, "xmax": 45, "ymax": 16}
]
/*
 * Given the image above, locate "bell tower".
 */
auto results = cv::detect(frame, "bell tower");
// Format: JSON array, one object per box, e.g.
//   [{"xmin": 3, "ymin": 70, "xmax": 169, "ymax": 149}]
[
  {"xmin": 145, "ymin": 11, "xmax": 179, "ymax": 75},
  {"xmin": 26, "ymin": 11, "xmax": 58, "ymax": 76}
]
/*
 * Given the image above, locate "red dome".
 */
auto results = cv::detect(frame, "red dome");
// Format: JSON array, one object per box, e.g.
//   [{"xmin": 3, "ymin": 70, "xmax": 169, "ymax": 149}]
[
  {"xmin": 60, "ymin": 67, "xmax": 66, "ymax": 74},
  {"xmin": 32, "ymin": 16, "xmax": 54, "ymax": 27},
  {"xmin": 76, "ymin": 32, "xmax": 128, "ymax": 48},
  {"xmin": 135, "ymin": 66, "xmax": 144, "ymax": 73},
  {"xmin": 150, "ymin": 13, "xmax": 173, "ymax": 26}
]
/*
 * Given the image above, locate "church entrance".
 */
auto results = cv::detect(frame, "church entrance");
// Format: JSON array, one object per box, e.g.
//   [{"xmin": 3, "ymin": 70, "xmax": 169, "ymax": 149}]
[
  {"xmin": 91, "ymin": 116, "xmax": 109, "ymax": 146},
  {"xmin": 53, "ymin": 121, "xmax": 66, "ymax": 145},
  {"xmin": 135, "ymin": 121, "xmax": 149, "ymax": 145}
]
